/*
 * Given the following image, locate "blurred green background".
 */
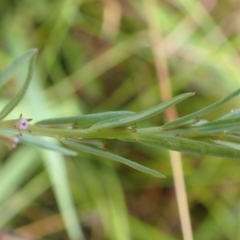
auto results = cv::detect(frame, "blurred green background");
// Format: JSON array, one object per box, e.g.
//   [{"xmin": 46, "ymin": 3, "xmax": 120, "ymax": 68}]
[{"xmin": 1, "ymin": 0, "xmax": 240, "ymax": 239}]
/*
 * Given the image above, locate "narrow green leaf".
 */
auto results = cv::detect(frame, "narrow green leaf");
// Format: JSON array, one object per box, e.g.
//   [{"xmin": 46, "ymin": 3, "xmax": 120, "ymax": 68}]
[
  {"xmin": 152, "ymin": 118, "xmax": 240, "ymax": 138},
  {"xmin": 0, "ymin": 49, "xmax": 37, "ymax": 88},
  {"xmin": 136, "ymin": 133, "xmax": 240, "ymax": 158},
  {"xmin": 90, "ymin": 92, "xmax": 195, "ymax": 131},
  {"xmin": 147, "ymin": 117, "xmax": 240, "ymax": 138},
  {"xmin": 0, "ymin": 129, "xmax": 77, "ymax": 156},
  {"xmin": 217, "ymin": 108, "xmax": 240, "ymax": 120},
  {"xmin": 213, "ymin": 140, "xmax": 240, "ymax": 151},
  {"xmin": 0, "ymin": 147, "xmax": 40, "ymax": 206},
  {"xmin": 62, "ymin": 139, "xmax": 165, "ymax": 178},
  {"xmin": 186, "ymin": 117, "xmax": 240, "ymax": 136},
  {"xmin": 41, "ymin": 150, "xmax": 85, "ymax": 240},
  {"xmin": 20, "ymin": 135, "xmax": 77, "ymax": 156},
  {"xmin": 73, "ymin": 139, "xmax": 107, "ymax": 149},
  {"xmin": 0, "ymin": 49, "xmax": 38, "ymax": 120},
  {"xmin": 221, "ymin": 134, "xmax": 240, "ymax": 144},
  {"xmin": 35, "ymin": 111, "xmax": 135, "ymax": 128},
  {"xmin": 162, "ymin": 88, "xmax": 240, "ymax": 130},
  {"xmin": 0, "ymin": 171, "xmax": 49, "ymax": 226}
]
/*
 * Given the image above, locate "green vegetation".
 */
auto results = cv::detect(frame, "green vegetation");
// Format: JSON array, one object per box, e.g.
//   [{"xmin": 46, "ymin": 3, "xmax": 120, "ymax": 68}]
[{"xmin": 0, "ymin": 1, "xmax": 240, "ymax": 239}]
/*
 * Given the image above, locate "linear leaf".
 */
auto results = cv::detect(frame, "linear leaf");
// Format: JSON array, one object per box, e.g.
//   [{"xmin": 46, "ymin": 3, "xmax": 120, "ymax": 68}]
[
  {"xmin": 62, "ymin": 139, "xmax": 165, "ymax": 178},
  {"xmin": 196, "ymin": 117, "xmax": 240, "ymax": 133},
  {"xmin": 20, "ymin": 135, "xmax": 77, "ymax": 156},
  {"xmin": 0, "ymin": 49, "xmax": 37, "ymax": 88},
  {"xmin": 153, "ymin": 120, "xmax": 240, "ymax": 138},
  {"xmin": 162, "ymin": 88, "xmax": 240, "ymax": 130},
  {"xmin": 0, "ymin": 129, "xmax": 76, "ymax": 156},
  {"xmin": 0, "ymin": 49, "xmax": 38, "ymax": 120},
  {"xmin": 221, "ymin": 134, "xmax": 240, "ymax": 144},
  {"xmin": 217, "ymin": 108, "xmax": 240, "ymax": 120},
  {"xmin": 36, "ymin": 111, "xmax": 135, "ymax": 128},
  {"xmin": 150, "ymin": 117, "xmax": 240, "ymax": 138},
  {"xmin": 90, "ymin": 92, "xmax": 195, "ymax": 131},
  {"xmin": 136, "ymin": 133, "xmax": 240, "ymax": 158},
  {"xmin": 213, "ymin": 140, "xmax": 240, "ymax": 151}
]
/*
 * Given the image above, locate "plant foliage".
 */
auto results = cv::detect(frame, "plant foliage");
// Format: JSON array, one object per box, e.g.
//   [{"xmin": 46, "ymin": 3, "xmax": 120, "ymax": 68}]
[{"xmin": 1, "ymin": 51, "xmax": 240, "ymax": 179}]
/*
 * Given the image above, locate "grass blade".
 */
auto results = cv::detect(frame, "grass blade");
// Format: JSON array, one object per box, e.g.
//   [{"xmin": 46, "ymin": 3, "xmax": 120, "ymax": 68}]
[
  {"xmin": 0, "ymin": 49, "xmax": 37, "ymax": 88},
  {"xmin": 90, "ymin": 92, "xmax": 195, "ymax": 131},
  {"xmin": 0, "ymin": 147, "xmax": 40, "ymax": 206},
  {"xmin": 0, "ymin": 49, "xmax": 38, "ymax": 120},
  {"xmin": 162, "ymin": 89, "xmax": 240, "ymax": 130},
  {"xmin": 0, "ymin": 171, "xmax": 49, "ymax": 226},
  {"xmin": 62, "ymin": 139, "xmax": 165, "ymax": 178},
  {"xmin": 41, "ymin": 150, "xmax": 85, "ymax": 240}
]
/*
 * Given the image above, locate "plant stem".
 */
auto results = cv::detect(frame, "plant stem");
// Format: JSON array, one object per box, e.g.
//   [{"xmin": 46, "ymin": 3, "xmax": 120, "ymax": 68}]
[{"xmin": 0, "ymin": 119, "xmax": 135, "ymax": 140}]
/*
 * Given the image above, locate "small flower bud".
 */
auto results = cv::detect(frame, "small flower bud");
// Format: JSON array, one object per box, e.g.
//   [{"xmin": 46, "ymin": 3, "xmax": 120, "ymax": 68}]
[
  {"xmin": 14, "ymin": 114, "xmax": 32, "ymax": 136},
  {"xmin": 16, "ymin": 118, "xmax": 29, "ymax": 130}
]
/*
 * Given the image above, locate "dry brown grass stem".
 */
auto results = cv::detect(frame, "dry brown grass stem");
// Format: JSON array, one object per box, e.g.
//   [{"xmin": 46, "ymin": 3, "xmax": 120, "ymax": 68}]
[
  {"xmin": 143, "ymin": 1, "xmax": 193, "ymax": 239},
  {"xmin": 101, "ymin": 0, "xmax": 122, "ymax": 40}
]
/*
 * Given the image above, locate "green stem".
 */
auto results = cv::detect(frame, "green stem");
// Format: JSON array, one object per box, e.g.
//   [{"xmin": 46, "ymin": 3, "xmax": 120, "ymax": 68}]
[{"xmin": 29, "ymin": 125, "xmax": 135, "ymax": 140}]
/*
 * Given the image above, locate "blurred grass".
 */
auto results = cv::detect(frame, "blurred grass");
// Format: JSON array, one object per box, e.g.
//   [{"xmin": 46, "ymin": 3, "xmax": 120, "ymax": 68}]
[{"xmin": 1, "ymin": 0, "xmax": 240, "ymax": 239}]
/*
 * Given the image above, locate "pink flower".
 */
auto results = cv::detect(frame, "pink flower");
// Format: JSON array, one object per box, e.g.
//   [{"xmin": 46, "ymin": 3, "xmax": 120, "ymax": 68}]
[{"xmin": 14, "ymin": 114, "xmax": 32, "ymax": 136}]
